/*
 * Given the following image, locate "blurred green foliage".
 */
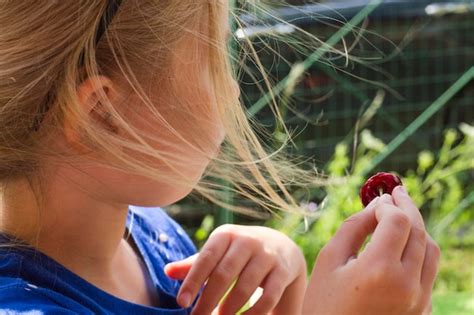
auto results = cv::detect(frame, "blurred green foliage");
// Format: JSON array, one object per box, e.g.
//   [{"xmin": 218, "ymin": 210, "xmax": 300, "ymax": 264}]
[
  {"xmin": 194, "ymin": 215, "xmax": 215, "ymax": 246},
  {"xmin": 433, "ymin": 291, "xmax": 474, "ymax": 315}
]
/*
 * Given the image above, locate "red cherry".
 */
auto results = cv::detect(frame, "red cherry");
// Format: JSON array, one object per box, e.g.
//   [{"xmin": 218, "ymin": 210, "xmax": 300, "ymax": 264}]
[{"xmin": 360, "ymin": 172, "xmax": 403, "ymax": 207}]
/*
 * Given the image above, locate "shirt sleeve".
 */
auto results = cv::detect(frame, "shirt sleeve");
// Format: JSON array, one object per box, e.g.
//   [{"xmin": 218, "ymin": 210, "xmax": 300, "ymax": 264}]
[{"xmin": 0, "ymin": 285, "xmax": 78, "ymax": 315}]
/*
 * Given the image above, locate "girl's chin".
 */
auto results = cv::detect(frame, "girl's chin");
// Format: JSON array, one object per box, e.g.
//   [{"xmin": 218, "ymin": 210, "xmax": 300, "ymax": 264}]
[{"xmin": 127, "ymin": 180, "xmax": 198, "ymax": 207}]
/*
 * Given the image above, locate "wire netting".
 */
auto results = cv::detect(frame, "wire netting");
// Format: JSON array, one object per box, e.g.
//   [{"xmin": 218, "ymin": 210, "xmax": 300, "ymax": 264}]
[{"xmin": 239, "ymin": 0, "xmax": 474, "ymax": 171}]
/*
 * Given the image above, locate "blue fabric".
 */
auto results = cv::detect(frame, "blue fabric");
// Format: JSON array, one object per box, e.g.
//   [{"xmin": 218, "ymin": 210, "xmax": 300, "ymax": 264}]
[{"xmin": 0, "ymin": 206, "xmax": 197, "ymax": 314}]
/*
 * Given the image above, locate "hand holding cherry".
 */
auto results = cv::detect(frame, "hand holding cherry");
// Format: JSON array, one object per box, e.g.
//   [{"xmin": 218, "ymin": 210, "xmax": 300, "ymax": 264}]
[{"xmin": 303, "ymin": 172, "xmax": 439, "ymax": 315}]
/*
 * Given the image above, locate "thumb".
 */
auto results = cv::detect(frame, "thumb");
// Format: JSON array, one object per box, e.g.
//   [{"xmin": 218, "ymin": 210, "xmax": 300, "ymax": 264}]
[{"xmin": 164, "ymin": 254, "xmax": 198, "ymax": 280}]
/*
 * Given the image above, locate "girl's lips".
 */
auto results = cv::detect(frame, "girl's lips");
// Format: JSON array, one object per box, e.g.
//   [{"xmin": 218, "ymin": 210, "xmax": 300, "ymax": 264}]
[{"xmin": 360, "ymin": 172, "xmax": 403, "ymax": 207}]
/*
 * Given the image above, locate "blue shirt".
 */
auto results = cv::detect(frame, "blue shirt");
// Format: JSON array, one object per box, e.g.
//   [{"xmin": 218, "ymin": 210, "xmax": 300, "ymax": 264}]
[{"xmin": 0, "ymin": 206, "xmax": 197, "ymax": 314}]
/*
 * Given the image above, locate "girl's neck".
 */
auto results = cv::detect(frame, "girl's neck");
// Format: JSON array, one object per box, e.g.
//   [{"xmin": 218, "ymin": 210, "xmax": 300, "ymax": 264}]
[{"xmin": 0, "ymin": 175, "xmax": 129, "ymax": 278}]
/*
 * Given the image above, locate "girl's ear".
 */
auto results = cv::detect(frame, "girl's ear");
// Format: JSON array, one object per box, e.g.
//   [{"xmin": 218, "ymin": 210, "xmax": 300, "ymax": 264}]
[{"xmin": 64, "ymin": 75, "xmax": 119, "ymax": 149}]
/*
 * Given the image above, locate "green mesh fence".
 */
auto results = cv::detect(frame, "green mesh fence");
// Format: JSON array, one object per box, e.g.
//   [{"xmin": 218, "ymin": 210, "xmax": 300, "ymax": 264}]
[{"xmin": 238, "ymin": 0, "xmax": 474, "ymax": 171}]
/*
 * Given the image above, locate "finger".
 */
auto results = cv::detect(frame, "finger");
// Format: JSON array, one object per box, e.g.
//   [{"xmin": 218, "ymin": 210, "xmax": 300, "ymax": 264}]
[
  {"xmin": 192, "ymin": 242, "xmax": 253, "ymax": 315},
  {"xmin": 392, "ymin": 186, "xmax": 424, "ymax": 229},
  {"xmin": 177, "ymin": 233, "xmax": 232, "ymax": 308},
  {"xmin": 361, "ymin": 194, "xmax": 411, "ymax": 262},
  {"xmin": 164, "ymin": 254, "xmax": 197, "ymax": 280},
  {"xmin": 392, "ymin": 186, "xmax": 428, "ymax": 278},
  {"xmin": 320, "ymin": 196, "xmax": 380, "ymax": 268},
  {"xmin": 421, "ymin": 236, "xmax": 441, "ymax": 292},
  {"xmin": 270, "ymin": 273, "xmax": 306, "ymax": 315},
  {"xmin": 241, "ymin": 267, "xmax": 286, "ymax": 315},
  {"xmin": 217, "ymin": 256, "xmax": 271, "ymax": 315}
]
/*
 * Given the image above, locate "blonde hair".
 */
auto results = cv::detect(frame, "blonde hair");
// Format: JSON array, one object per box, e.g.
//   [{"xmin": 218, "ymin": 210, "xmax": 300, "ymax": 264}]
[{"xmin": 0, "ymin": 0, "xmax": 317, "ymax": 219}]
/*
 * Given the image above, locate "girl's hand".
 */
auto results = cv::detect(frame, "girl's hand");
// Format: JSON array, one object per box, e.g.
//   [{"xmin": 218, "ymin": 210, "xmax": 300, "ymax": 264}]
[
  {"xmin": 165, "ymin": 224, "xmax": 307, "ymax": 315},
  {"xmin": 303, "ymin": 186, "xmax": 440, "ymax": 315}
]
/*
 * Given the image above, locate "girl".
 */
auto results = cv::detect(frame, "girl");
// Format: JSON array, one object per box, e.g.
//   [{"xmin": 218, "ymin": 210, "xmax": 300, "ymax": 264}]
[{"xmin": 0, "ymin": 1, "xmax": 439, "ymax": 314}]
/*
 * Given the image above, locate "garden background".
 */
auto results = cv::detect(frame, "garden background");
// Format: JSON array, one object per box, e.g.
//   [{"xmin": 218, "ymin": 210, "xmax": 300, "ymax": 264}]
[{"xmin": 167, "ymin": 1, "xmax": 474, "ymax": 314}]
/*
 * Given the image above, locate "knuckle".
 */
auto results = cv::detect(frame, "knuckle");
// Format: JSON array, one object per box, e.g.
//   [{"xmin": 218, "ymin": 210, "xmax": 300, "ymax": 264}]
[
  {"xmin": 199, "ymin": 249, "xmax": 217, "ymax": 264},
  {"xmin": 428, "ymin": 238, "xmax": 441, "ymax": 260},
  {"xmin": 367, "ymin": 262, "xmax": 395, "ymax": 285},
  {"xmin": 211, "ymin": 224, "xmax": 237, "ymax": 238},
  {"xmin": 208, "ymin": 232, "xmax": 232, "ymax": 248},
  {"xmin": 318, "ymin": 244, "xmax": 333, "ymax": 260},
  {"xmin": 271, "ymin": 280, "xmax": 285, "ymax": 296},
  {"xmin": 340, "ymin": 213, "xmax": 365, "ymax": 234},
  {"xmin": 369, "ymin": 266, "xmax": 388, "ymax": 285},
  {"xmin": 259, "ymin": 291, "xmax": 279, "ymax": 309},
  {"xmin": 396, "ymin": 279, "xmax": 417, "ymax": 298},
  {"xmin": 343, "ymin": 212, "xmax": 364, "ymax": 225},
  {"xmin": 232, "ymin": 284, "xmax": 253, "ymax": 301},
  {"xmin": 389, "ymin": 212, "xmax": 411, "ymax": 231},
  {"xmin": 411, "ymin": 226, "xmax": 427, "ymax": 247},
  {"xmin": 260, "ymin": 248, "xmax": 277, "ymax": 262},
  {"xmin": 236, "ymin": 236, "xmax": 257, "ymax": 249},
  {"xmin": 341, "ymin": 215, "xmax": 357, "ymax": 228},
  {"xmin": 214, "ymin": 263, "xmax": 237, "ymax": 281},
  {"xmin": 274, "ymin": 264, "xmax": 290, "ymax": 280},
  {"xmin": 292, "ymin": 246, "xmax": 306, "ymax": 266}
]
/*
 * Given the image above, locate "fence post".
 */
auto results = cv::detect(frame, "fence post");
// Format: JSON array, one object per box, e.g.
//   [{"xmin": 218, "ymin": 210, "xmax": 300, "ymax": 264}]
[{"xmin": 215, "ymin": 0, "xmax": 238, "ymax": 226}]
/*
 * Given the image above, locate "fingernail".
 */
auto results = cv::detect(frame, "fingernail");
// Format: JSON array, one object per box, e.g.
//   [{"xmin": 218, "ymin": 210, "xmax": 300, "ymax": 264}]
[{"xmin": 179, "ymin": 291, "xmax": 192, "ymax": 308}]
